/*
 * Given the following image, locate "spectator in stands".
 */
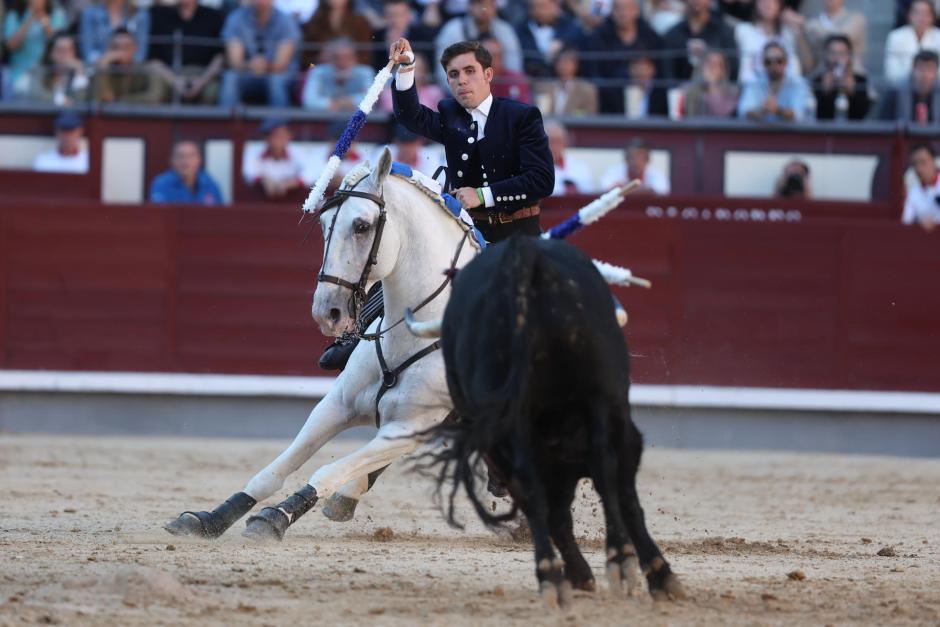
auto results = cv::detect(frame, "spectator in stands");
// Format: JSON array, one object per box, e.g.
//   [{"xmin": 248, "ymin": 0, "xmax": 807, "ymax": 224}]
[
  {"xmin": 301, "ymin": 36, "xmax": 373, "ymax": 110},
  {"xmin": 545, "ymin": 119, "xmax": 594, "ymax": 195},
  {"xmin": 532, "ymin": 45, "xmax": 598, "ymax": 115},
  {"xmin": 682, "ymin": 48, "xmax": 739, "ymax": 117},
  {"xmin": 219, "ymin": 0, "xmax": 300, "ymax": 108},
  {"xmin": 600, "ymin": 137, "xmax": 670, "ymax": 194},
  {"xmin": 811, "ymin": 34, "xmax": 870, "ymax": 120},
  {"xmin": 663, "ymin": 0, "xmax": 737, "ymax": 82},
  {"xmin": 386, "ymin": 124, "xmax": 441, "ymax": 173},
  {"xmin": 734, "ymin": 0, "xmax": 811, "ymax": 85},
  {"xmin": 516, "ymin": 0, "xmax": 580, "ymax": 78},
  {"xmin": 23, "ymin": 31, "xmax": 89, "ymax": 105},
  {"xmin": 718, "ymin": 0, "xmax": 754, "ymax": 21},
  {"xmin": 276, "ymin": 0, "xmax": 318, "ymax": 24},
  {"xmin": 150, "ymin": 140, "xmax": 223, "ymax": 204},
  {"xmin": 804, "ymin": 0, "xmax": 866, "ymax": 73},
  {"xmin": 79, "ymin": 0, "xmax": 149, "ymax": 66},
  {"xmin": 91, "ymin": 27, "xmax": 166, "ymax": 103},
  {"xmin": 3, "ymin": 0, "xmax": 67, "ymax": 95},
  {"xmin": 147, "ymin": 0, "xmax": 225, "ymax": 104},
  {"xmin": 378, "ymin": 52, "xmax": 444, "ymax": 111},
  {"xmin": 894, "ymin": 0, "xmax": 940, "ymax": 28},
  {"xmin": 885, "ymin": 0, "xmax": 940, "ymax": 84},
  {"xmin": 243, "ymin": 118, "xmax": 307, "ymax": 198},
  {"xmin": 646, "ymin": 0, "xmax": 685, "ymax": 36},
  {"xmin": 738, "ymin": 41, "xmax": 810, "ymax": 121},
  {"xmin": 774, "ymin": 159, "xmax": 811, "ymax": 197},
  {"xmin": 902, "ymin": 143, "xmax": 940, "ymax": 232},
  {"xmin": 434, "ymin": 0, "xmax": 523, "ymax": 86},
  {"xmin": 301, "ymin": 0, "xmax": 372, "ymax": 68},
  {"xmin": 582, "ymin": 0, "xmax": 662, "ymax": 114},
  {"xmin": 879, "ymin": 49, "xmax": 940, "ymax": 123},
  {"xmin": 32, "ymin": 111, "xmax": 89, "ymax": 174},
  {"xmin": 481, "ymin": 36, "xmax": 531, "ymax": 102},
  {"xmin": 371, "ymin": 0, "xmax": 435, "ymax": 71},
  {"xmin": 625, "ymin": 49, "xmax": 668, "ymax": 117}
]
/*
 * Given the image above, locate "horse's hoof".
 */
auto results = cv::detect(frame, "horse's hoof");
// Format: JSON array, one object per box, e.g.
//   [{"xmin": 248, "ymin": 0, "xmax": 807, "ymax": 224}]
[
  {"xmin": 165, "ymin": 512, "xmax": 214, "ymax": 538},
  {"xmin": 243, "ymin": 508, "xmax": 288, "ymax": 542},
  {"xmin": 321, "ymin": 493, "xmax": 359, "ymax": 522}
]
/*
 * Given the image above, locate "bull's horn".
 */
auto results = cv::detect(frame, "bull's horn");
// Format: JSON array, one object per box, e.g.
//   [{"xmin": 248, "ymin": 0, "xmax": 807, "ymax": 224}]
[{"xmin": 404, "ymin": 308, "xmax": 443, "ymax": 338}]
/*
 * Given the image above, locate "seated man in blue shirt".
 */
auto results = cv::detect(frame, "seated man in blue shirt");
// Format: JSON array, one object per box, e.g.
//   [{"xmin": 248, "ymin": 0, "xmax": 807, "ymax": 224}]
[
  {"xmin": 218, "ymin": 0, "xmax": 300, "ymax": 107},
  {"xmin": 738, "ymin": 42, "xmax": 811, "ymax": 122},
  {"xmin": 150, "ymin": 140, "xmax": 224, "ymax": 205}
]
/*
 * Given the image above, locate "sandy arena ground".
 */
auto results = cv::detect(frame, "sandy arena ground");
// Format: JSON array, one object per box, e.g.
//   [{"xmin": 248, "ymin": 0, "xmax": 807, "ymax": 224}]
[{"xmin": 0, "ymin": 433, "xmax": 938, "ymax": 626}]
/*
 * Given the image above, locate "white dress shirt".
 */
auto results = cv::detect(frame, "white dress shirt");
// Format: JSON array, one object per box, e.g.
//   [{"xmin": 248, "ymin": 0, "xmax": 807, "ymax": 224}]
[
  {"xmin": 33, "ymin": 148, "xmax": 89, "ymax": 174},
  {"xmin": 902, "ymin": 171, "xmax": 940, "ymax": 226}
]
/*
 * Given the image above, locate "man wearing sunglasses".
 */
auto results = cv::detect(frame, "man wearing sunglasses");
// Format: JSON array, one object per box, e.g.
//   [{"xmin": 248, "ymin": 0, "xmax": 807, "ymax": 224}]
[{"xmin": 738, "ymin": 41, "xmax": 811, "ymax": 122}]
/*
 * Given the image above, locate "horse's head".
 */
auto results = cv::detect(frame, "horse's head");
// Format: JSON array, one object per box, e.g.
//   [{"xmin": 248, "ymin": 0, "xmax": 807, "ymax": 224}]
[{"xmin": 312, "ymin": 146, "xmax": 401, "ymax": 336}]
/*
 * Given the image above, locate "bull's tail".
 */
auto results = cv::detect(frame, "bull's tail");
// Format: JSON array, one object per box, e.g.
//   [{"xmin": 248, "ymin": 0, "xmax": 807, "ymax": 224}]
[{"xmin": 417, "ymin": 235, "xmax": 541, "ymax": 528}]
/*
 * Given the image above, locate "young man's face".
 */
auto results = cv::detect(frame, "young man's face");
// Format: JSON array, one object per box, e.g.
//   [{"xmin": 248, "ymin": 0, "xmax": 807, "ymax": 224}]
[
  {"xmin": 911, "ymin": 147, "xmax": 938, "ymax": 186},
  {"xmin": 445, "ymin": 52, "xmax": 493, "ymax": 109},
  {"xmin": 912, "ymin": 59, "xmax": 938, "ymax": 95}
]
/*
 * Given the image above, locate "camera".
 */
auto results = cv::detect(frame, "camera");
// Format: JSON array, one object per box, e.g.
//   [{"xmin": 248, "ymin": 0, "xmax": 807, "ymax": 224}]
[{"xmin": 780, "ymin": 172, "xmax": 806, "ymax": 198}]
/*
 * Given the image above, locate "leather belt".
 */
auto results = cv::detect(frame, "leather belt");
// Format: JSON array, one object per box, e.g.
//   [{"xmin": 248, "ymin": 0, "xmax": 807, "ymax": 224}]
[{"xmin": 469, "ymin": 205, "xmax": 540, "ymax": 225}]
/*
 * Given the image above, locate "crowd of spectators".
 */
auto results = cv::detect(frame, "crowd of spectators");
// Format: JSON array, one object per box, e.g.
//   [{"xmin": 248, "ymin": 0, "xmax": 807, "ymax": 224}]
[{"xmin": 0, "ymin": 0, "xmax": 936, "ymax": 125}]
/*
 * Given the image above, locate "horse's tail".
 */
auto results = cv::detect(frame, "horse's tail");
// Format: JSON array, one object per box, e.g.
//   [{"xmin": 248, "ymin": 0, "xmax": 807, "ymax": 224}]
[{"xmin": 417, "ymin": 235, "xmax": 540, "ymax": 528}]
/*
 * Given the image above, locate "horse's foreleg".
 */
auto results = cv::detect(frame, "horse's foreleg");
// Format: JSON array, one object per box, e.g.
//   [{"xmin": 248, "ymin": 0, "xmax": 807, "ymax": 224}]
[
  {"xmin": 165, "ymin": 392, "xmax": 352, "ymax": 539},
  {"xmin": 243, "ymin": 421, "xmax": 421, "ymax": 541}
]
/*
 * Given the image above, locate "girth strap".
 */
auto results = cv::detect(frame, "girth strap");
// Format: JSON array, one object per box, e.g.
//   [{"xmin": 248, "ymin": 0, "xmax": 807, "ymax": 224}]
[{"xmin": 373, "ymin": 322, "xmax": 441, "ymax": 427}]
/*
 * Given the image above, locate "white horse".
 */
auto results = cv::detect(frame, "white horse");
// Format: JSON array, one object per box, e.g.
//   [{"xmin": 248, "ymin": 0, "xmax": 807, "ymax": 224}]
[{"xmin": 165, "ymin": 146, "xmax": 481, "ymax": 540}]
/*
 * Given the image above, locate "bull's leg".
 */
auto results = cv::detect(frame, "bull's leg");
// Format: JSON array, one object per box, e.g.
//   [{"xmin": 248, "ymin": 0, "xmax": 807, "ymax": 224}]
[
  {"xmin": 546, "ymin": 472, "xmax": 595, "ymax": 592},
  {"xmin": 587, "ymin": 401, "xmax": 634, "ymax": 597},
  {"xmin": 617, "ymin": 413, "xmax": 685, "ymax": 601},
  {"xmin": 321, "ymin": 465, "xmax": 389, "ymax": 522},
  {"xmin": 243, "ymin": 420, "xmax": 422, "ymax": 541},
  {"xmin": 165, "ymin": 390, "xmax": 355, "ymax": 540},
  {"xmin": 508, "ymin": 443, "xmax": 570, "ymax": 611}
]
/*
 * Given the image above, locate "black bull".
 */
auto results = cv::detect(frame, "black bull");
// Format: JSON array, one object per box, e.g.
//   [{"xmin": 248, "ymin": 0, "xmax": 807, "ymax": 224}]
[{"xmin": 422, "ymin": 235, "xmax": 684, "ymax": 607}]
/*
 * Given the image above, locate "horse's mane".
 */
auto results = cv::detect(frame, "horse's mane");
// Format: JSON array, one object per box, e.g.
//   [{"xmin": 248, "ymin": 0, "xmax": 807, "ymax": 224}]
[{"xmin": 339, "ymin": 161, "xmax": 486, "ymax": 252}]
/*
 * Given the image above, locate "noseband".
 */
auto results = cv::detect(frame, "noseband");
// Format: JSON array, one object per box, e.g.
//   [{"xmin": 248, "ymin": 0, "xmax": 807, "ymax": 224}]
[{"xmin": 317, "ymin": 178, "xmax": 387, "ymax": 325}]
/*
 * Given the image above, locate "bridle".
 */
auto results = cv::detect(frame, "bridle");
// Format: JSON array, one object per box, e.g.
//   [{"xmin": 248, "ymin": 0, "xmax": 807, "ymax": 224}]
[
  {"xmin": 316, "ymin": 176, "xmax": 387, "ymax": 326},
  {"xmin": 315, "ymin": 174, "xmax": 471, "ymax": 341}
]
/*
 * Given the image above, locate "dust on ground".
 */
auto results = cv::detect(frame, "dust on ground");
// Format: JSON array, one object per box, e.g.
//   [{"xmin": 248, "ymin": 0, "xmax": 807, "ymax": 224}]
[{"xmin": 1, "ymin": 434, "xmax": 938, "ymax": 626}]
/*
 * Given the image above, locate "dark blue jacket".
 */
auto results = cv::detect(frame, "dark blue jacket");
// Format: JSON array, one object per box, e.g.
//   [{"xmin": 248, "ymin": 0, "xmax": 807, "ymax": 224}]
[{"xmin": 393, "ymin": 83, "xmax": 554, "ymax": 215}]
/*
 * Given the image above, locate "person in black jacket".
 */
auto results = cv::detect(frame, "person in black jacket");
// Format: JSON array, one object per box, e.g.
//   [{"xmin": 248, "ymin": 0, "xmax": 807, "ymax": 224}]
[
  {"xmin": 811, "ymin": 34, "xmax": 870, "ymax": 120},
  {"xmin": 391, "ymin": 37, "xmax": 554, "ymax": 242},
  {"xmin": 879, "ymin": 49, "xmax": 940, "ymax": 123}
]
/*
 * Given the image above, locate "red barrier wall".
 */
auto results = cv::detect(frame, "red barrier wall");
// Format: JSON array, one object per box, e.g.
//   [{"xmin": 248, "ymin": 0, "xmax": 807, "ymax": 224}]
[{"xmin": 1, "ymin": 199, "xmax": 937, "ymax": 392}]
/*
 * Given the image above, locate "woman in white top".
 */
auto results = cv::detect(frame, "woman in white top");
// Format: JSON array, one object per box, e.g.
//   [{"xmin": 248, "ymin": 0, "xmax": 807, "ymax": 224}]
[
  {"xmin": 884, "ymin": 0, "xmax": 940, "ymax": 84},
  {"xmin": 735, "ymin": 0, "xmax": 812, "ymax": 85}
]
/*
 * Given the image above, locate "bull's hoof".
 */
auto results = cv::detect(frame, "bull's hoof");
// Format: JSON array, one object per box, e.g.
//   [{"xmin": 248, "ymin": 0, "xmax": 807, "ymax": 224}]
[
  {"xmin": 164, "ymin": 511, "xmax": 219, "ymax": 539},
  {"xmin": 321, "ymin": 493, "xmax": 359, "ymax": 522},
  {"xmin": 243, "ymin": 507, "xmax": 289, "ymax": 542},
  {"xmin": 651, "ymin": 573, "xmax": 686, "ymax": 601},
  {"xmin": 572, "ymin": 577, "xmax": 596, "ymax": 593},
  {"xmin": 538, "ymin": 559, "xmax": 572, "ymax": 611}
]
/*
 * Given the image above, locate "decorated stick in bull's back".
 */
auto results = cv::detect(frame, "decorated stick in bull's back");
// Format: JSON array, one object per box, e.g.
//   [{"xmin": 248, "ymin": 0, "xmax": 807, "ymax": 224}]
[
  {"xmin": 542, "ymin": 179, "xmax": 642, "ymax": 239},
  {"xmin": 301, "ymin": 58, "xmax": 403, "ymax": 214}
]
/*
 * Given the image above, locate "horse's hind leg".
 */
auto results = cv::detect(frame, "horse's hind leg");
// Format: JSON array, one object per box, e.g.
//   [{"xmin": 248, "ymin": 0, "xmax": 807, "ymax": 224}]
[
  {"xmin": 165, "ymin": 391, "xmax": 352, "ymax": 539},
  {"xmin": 617, "ymin": 411, "xmax": 685, "ymax": 600},
  {"xmin": 243, "ymin": 419, "xmax": 423, "ymax": 542},
  {"xmin": 321, "ymin": 465, "xmax": 388, "ymax": 522}
]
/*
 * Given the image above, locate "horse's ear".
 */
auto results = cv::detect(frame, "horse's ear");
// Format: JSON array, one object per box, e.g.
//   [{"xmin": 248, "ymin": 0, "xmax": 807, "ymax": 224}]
[{"xmin": 368, "ymin": 146, "xmax": 393, "ymax": 190}]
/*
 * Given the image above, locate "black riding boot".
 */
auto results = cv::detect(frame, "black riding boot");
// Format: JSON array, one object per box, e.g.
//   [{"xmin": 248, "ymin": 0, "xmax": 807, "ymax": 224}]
[{"xmin": 318, "ymin": 284, "xmax": 384, "ymax": 371}]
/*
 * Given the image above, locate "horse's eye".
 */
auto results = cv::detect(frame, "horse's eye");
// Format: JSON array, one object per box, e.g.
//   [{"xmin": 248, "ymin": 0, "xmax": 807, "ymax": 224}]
[{"xmin": 353, "ymin": 218, "xmax": 371, "ymax": 234}]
